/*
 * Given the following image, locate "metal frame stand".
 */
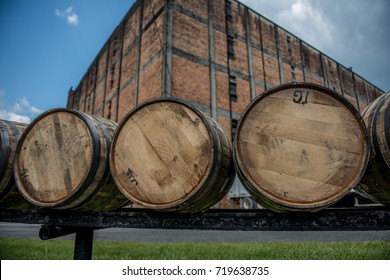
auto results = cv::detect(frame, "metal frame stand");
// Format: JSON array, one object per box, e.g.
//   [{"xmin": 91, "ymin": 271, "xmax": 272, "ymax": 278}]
[
  {"xmin": 1, "ymin": 207, "xmax": 390, "ymax": 260},
  {"xmin": 74, "ymin": 228, "xmax": 94, "ymax": 260}
]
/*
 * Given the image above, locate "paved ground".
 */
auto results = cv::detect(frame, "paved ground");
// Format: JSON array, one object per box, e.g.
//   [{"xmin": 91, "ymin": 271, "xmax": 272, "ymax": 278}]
[{"xmin": 1, "ymin": 223, "xmax": 389, "ymax": 242}]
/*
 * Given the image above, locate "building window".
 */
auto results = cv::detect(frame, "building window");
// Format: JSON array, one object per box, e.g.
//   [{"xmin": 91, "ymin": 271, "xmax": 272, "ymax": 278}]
[
  {"xmin": 229, "ymin": 75, "xmax": 237, "ymax": 102},
  {"xmin": 110, "ymin": 63, "xmax": 116, "ymax": 76},
  {"xmin": 110, "ymin": 79, "xmax": 114, "ymax": 89},
  {"xmin": 112, "ymin": 35, "xmax": 118, "ymax": 57},
  {"xmin": 287, "ymin": 36, "xmax": 292, "ymax": 55},
  {"xmin": 228, "ymin": 33, "xmax": 235, "ymax": 60},
  {"xmin": 291, "ymin": 72, "xmax": 296, "ymax": 82},
  {"xmin": 290, "ymin": 63, "xmax": 296, "ymax": 82},
  {"xmin": 231, "ymin": 119, "xmax": 238, "ymax": 139},
  {"xmin": 226, "ymin": 14, "xmax": 233, "ymax": 23},
  {"xmin": 226, "ymin": 0, "xmax": 233, "ymax": 23},
  {"xmin": 304, "ymin": 53, "xmax": 310, "ymax": 68}
]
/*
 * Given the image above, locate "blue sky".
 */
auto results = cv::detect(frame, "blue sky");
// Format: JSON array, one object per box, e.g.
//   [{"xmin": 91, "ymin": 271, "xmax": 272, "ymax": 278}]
[
  {"xmin": 0, "ymin": 0, "xmax": 135, "ymax": 122},
  {"xmin": 0, "ymin": 0, "xmax": 389, "ymax": 123}
]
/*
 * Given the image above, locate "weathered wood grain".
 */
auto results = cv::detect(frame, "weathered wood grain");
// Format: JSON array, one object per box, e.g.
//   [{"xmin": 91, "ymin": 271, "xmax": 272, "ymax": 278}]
[
  {"xmin": 234, "ymin": 83, "xmax": 370, "ymax": 212},
  {"xmin": 356, "ymin": 93, "xmax": 390, "ymax": 206},
  {"xmin": 0, "ymin": 120, "xmax": 32, "ymax": 209},
  {"xmin": 110, "ymin": 99, "xmax": 234, "ymax": 212},
  {"xmin": 14, "ymin": 109, "xmax": 128, "ymax": 211}
]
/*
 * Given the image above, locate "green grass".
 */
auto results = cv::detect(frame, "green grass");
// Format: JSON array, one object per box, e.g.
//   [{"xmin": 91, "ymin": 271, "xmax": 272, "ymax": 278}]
[{"xmin": 0, "ymin": 238, "xmax": 389, "ymax": 260}]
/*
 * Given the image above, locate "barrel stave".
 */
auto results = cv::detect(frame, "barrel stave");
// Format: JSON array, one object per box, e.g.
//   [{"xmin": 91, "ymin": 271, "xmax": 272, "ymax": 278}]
[
  {"xmin": 356, "ymin": 94, "xmax": 390, "ymax": 206},
  {"xmin": 0, "ymin": 120, "xmax": 31, "ymax": 209}
]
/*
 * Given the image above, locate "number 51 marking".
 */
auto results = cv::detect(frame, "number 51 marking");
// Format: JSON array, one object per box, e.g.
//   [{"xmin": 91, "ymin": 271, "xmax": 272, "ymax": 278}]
[{"xmin": 293, "ymin": 90, "xmax": 309, "ymax": 105}]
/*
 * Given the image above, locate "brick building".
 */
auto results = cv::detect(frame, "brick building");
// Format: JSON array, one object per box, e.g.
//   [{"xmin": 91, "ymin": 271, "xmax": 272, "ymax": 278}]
[
  {"xmin": 66, "ymin": 0, "xmax": 384, "ymax": 208},
  {"xmin": 66, "ymin": 0, "xmax": 384, "ymax": 140}
]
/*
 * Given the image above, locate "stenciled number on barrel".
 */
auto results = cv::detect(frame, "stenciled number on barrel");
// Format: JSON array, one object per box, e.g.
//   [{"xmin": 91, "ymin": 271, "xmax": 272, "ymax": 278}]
[
  {"xmin": 293, "ymin": 90, "xmax": 309, "ymax": 105},
  {"xmin": 20, "ymin": 167, "xmax": 29, "ymax": 183},
  {"xmin": 126, "ymin": 168, "xmax": 139, "ymax": 190}
]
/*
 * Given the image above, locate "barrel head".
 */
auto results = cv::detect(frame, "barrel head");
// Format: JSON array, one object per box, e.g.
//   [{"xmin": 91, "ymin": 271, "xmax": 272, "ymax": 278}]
[
  {"xmin": 234, "ymin": 83, "xmax": 369, "ymax": 211},
  {"xmin": 14, "ymin": 110, "xmax": 95, "ymax": 207},
  {"xmin": 110, "ymin": 99, "xmax": 214, "ymax": 209}
]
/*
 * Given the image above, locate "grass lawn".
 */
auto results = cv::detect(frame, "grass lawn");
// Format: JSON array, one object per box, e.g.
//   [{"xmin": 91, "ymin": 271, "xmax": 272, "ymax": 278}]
[{"xmin": 0, "ymin": 238, "xmax": 389, "ymax": 260}]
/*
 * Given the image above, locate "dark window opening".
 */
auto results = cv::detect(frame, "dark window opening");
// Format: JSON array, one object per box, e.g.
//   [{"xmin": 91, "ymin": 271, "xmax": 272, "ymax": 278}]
[
  {"xmin": 229, "ymin": 76, "xmax": 237, "ymax": 102},
  {"xmin": 287, "ymin": 36, "xmax": 292, "ymax": 55},
  {"xmin": 226, "ymin": 0, "xmax": 232, "ymax": 22},
  {"xmin": 228, "ymin": 33, "xmax": 235, "ymax": 60},
  {"xmin": 304, "ymin": 53, "xmax": 310, "ymax": 68},
  {"xmin": 291, "ymin": 72, "xmax": 296, "ymax": 82},
  {"xmin": 231, "ymin": 119, "xmax": 238, "ymax": 139},
  {"xmin": 227, "ymin": 14, "xmax": 233, "ymax": 22},
  {"xmin": 107, "ymin": 101, "xmax": 112, "ymax": 119},
  {"xmin": 110, "ymin": 63, "xmax": 116, "ymax": 76}
]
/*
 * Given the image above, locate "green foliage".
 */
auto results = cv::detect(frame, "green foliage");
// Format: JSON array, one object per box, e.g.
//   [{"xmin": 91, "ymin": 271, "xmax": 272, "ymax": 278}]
[{"xmin": 1, "ymin": 238, "xmax": 389, "ymax": 260}]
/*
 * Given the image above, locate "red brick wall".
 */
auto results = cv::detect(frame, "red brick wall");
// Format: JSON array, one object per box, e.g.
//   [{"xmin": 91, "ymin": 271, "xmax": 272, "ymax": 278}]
[
  {"xmin": 172, "ymin": 55, "xmax": 211, "ymax": 106},
  {"xmin": 68, "ymin": 0, "xmax": 384, "ymax": 124},
  {"xmin": 93, "ymin": 47, "xmax": 109, "ymax": 117},
  {"xmin": 172, "ymin": 11, "xmax": 209, "ymax": 60},
  {"xmin": 230, "ymin": 1, "xmax": 245, "ymax": 38},
  {"xmin": 65, "ymin": 0, "xmax": 385, "ymax": 210},
  {"xmin": 323, "ymin": 57, "xmax": 343, "ymax": 94},
  {"xmin": 214, "ymin": 30, "xmax": 228, "ymax": 68},
  {"xmin": 138, "ymin": 55, "xmax": 162, "ymax": 104},
  {"xmin": 216, "ymin": 71, "xmax": 230, "ymax": 111}
]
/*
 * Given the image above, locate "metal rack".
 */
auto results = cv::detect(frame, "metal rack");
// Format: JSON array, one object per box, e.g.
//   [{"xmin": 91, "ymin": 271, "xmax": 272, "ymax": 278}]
[{"xmin": 1, "ymin": 207, "xmax": 390, "ymax": 259}]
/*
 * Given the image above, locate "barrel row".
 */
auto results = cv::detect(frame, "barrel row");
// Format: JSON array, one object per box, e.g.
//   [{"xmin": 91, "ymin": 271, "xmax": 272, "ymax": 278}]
[{"xmin": 1, "ymin": 83, "xmax": 389, "ymax": 212}]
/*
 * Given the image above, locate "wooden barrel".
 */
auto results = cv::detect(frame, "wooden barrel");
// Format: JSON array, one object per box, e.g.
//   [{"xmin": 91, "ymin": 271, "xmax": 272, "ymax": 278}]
[
  {"xmin": 14, "ymin": 109, "xmax": 128, "ymax": 211},
  {"xmin": 0, "ymin": 120, "xmax": 32, "ymax": 209},
  {"xmin": 233, "ymin": 83, "xmax": 370, "ymax": 212},
  {"xmin": 109, "ymin": 98, "xmax": 235, "ymax": 213},
  {"xmin": 355, "ymin": 93, "xmax": 390, "ymax": 205}
]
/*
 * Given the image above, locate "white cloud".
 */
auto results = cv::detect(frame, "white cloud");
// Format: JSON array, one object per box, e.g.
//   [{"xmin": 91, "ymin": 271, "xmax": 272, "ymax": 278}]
[
  {"xmin": 18, "ymin": 96, "xmax": 43, "ymax": 115},
  {"xmin": 276, "ymin": 0, "xmax": 334, "ymax": 50},
  {"xmin": 0, "ymin": 110, "xmax": 31, "ymax": 123},
  {"xmin": 55, "ymin": 6, "xmax": 79, "ymax": 26},
  {"xmin": 241, "ymin": 0, "xmax": 334, "ymax": 51},
  {"xmin": 67, "ymin": 13, "xmax": 79, "ymax": 26},
  {"xmin": 0, "ymin": 94, "xmax": 42, "ymax": 124},
  {"xmin": 11, "ymin": 103, "xmax": 24, "ymax": 114}
]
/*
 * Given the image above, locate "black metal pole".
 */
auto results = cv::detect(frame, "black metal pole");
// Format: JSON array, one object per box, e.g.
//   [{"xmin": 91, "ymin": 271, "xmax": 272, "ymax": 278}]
[
  {"xmin": 39, "ymin": 225, "xmax": 78, "ymax": 240},
  {"xmin": 74, "ymin": 228, "xmax": 94, "ymax": 260}
]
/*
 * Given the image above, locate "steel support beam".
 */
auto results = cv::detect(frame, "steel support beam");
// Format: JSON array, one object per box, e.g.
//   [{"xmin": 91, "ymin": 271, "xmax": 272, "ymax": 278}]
[{"xmin": 1, "ymin": 208, "xmax": 389, "ymax": 231}]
